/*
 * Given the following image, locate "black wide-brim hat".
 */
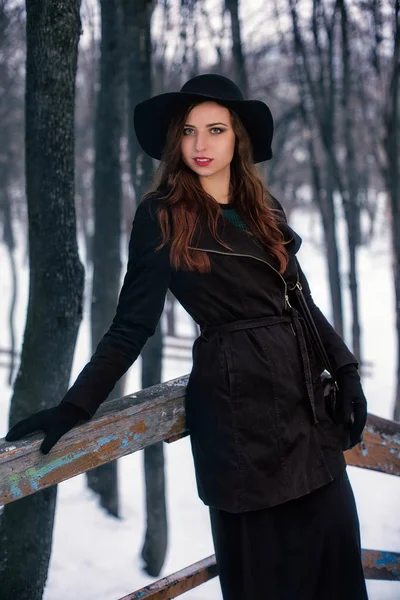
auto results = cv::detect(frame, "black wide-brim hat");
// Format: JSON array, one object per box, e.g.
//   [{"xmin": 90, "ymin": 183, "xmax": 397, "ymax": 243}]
[{"xmin": 133, "ymin": 73, "xmax": 274, "ymax": 164}]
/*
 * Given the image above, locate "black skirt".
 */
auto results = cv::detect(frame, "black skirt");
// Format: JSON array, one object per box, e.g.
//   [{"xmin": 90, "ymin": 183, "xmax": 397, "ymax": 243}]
[{"xmin": 209, "ymin": 469, "xmax": 368, "ymax": 600}]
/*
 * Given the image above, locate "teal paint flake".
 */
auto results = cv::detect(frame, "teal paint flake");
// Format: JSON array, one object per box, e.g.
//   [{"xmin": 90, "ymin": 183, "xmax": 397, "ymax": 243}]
[
  {"xmin": 7, "ymin": 450, "xmax": 88, "ymax": 498},
  {"xmin": 9, "ymin": 475, "xmax": 23, "ymax": 500},
  {"xmin": 129, "ymin": 591, "xmax": 148, "ymax": 598},
  {"xmin": 27, "ymin": 450, "xmax": 87, "ymax": 481},
  {"xmin": 97, "ymin": 435, "xmax": 119, "ymax": 448}
]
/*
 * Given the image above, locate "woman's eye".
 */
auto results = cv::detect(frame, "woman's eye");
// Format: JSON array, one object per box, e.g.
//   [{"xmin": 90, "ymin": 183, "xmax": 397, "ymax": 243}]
[{"xmin": 183, "ymin": 127, "xmax": 225, "ymax": 135}]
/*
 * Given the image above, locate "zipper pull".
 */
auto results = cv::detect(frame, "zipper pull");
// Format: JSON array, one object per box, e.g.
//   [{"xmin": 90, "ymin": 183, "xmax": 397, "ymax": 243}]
[{"xmin": 285, "ymin": 294, "xmax": 292, "ymax": 309}]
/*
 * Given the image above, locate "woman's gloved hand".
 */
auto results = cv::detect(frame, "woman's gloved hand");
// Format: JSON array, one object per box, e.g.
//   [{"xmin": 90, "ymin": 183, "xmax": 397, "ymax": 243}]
[
  {"xmin": 5, "ymin": 402, "xmax": 90, "ymax": 455},
  {"xmin": 336, "ymin": 364, "xmax": 367, "ymax": 447}
]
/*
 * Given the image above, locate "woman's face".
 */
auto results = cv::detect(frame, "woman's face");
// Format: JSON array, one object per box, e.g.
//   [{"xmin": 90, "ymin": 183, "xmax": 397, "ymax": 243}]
[{"xmin": 180, "ymin": 101, "xmax": 236, "ymax": 180}]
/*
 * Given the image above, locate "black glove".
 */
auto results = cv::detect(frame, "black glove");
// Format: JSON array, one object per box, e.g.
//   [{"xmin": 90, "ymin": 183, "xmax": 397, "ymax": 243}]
[
  {"xmin": 336, "ymin": 364, "xmax": 367, "ymax": 447},
  {"xmin": 5, "ymin": 402, "xmax": 90, "ymax": 455}
]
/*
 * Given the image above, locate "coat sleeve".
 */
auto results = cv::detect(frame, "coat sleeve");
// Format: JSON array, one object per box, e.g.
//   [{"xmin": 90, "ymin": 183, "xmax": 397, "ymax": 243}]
[
  {"xmin": 269, "ymin": 193, "xmax": 358, "ymax": 372},
  {"xmin": 61, "ymin": 194, "xmax": 172, "ymax": 417},
  {"xmin": 295, "ymin": 258, "xmax": 358, "ymax": 373}
]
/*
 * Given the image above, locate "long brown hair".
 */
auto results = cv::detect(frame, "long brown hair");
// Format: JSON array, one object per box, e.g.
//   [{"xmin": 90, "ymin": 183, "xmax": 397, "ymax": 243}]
[{"xmin": 142, "ymin": 100, "xmax": 290, "ymax": 274}]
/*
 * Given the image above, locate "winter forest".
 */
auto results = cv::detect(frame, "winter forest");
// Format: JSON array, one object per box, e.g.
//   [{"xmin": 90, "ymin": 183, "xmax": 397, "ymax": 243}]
[{"xmin": 0, "ymin": 0, "xmax": 399, "ymax": 598}]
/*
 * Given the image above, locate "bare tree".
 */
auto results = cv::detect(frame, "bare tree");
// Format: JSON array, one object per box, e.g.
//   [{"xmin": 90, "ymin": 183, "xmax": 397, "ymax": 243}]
[
  {"xmin": 85, "ymin": 0, "xmax": 125, "ymax": 517},
  {"xmin": 75, "ymin": 0, "xmax": 98, "ymax": 264},
  {"xmin": 0, "ymin": 1, "xmax": 25, "ymax": 385},
  {"xmin": 338, "ymin": 0, "xmax": 362, "ymax": 363},
  {"xmin": 374, "ymin": 0, "xmax": 400, "ymax": 418},
  {"xmin": 287, "ymin": 0, "xmax": 346, "ymax": 337},
  {"xmin": 225, "ymin": 0, "xmax": 249, "ymax": 97},
  {"xmin": 123, "ymin": 0, "xmax": 168, "ymax": 577},
  {"xmin": 0, "ymin": 1, "xmax": 83, "ymax": 598}
]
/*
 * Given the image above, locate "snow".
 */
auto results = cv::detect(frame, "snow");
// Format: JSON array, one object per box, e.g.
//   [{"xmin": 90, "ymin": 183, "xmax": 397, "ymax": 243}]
[{"xmin": 0, "ymin": 199, "xmax": 399, "ymax": 599}]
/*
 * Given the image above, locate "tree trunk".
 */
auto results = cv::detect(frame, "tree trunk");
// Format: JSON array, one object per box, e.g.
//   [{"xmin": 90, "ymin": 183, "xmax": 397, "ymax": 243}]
[
  {"xmin": 165, "ymin": 290, "xmax": 176, "ymax": 337},
  {"xmin": 140, "ymin": 321, "xmax": 168, "ymax": 577},
  {"xmin": 319, "ymin": 171, "xmax": 344, "ymax": 337},
  {"xmin": 3, "ymin": 188, "xmax": 18, "ymax": 386},
  {"xmin": 288, "ymin": 0, "xmax": 343, "ymax": 335},
  {"xmin": 225, "ymin": 0, "xmax": 249, "ymax": 97},
  {"xmin": 0, "ymin": 165, "xmax": 18, "ymax": 385},
  {"xmin": 346, "ymin": 204, "xmax": 361, "ymax": 363},
  {"xmin": 0, "ymin": 2, "xmax": 83, "ymax": 598},
  {"xmin": 288, "ymin": 5, "xmax": 345, "ymax": 336},
  {"xmin": 124, "ymin": 0, "xmax": 155, "ymax": 203},
  {"xmin": 383, "ymin": 0, "xmax": 400, "ymax": 420},
  {"xmin": 85, "ymin": 0, "xmax": 125, "ymax": 517},
  {"xmin": 339, "ymin": 0, "xmax": 362, "ymax": 364},
  {"xmin": 123, "ymin": 0, "xmax": 167, "ymax": 577},
  {"xmin": 0, "ymin": 3, "xmax": 25, "ymax": 386}
]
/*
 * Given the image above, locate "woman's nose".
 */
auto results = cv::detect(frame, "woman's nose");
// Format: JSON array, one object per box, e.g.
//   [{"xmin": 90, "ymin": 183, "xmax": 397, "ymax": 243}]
[{"xmin": 195, "ymin": 134, "xmax": 207, "ymax": 152}]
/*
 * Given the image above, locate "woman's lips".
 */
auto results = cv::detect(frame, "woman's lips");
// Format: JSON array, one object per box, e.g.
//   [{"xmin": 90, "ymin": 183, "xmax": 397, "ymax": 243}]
[{"xmin": 193, "ymin": 158, "xmax": 213, "ymax": 167}]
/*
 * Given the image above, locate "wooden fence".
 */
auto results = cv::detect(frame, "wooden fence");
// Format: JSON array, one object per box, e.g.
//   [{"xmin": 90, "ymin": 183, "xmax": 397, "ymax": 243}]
[{"xmin": 0, "ymin": 375, "xmax": 399, "ymax": 597}]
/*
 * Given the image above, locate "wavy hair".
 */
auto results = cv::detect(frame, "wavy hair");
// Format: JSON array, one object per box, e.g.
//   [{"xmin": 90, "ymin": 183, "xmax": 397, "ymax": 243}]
[{"xmin": 142, "ymin": 101, "xmax": 290, "ymax": 274}]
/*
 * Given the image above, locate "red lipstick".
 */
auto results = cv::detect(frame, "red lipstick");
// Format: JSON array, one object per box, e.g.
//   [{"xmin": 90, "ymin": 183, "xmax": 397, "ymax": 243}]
[{"xmin": 193, "ymin": 157, "xmax": 213, "ymax": 167}]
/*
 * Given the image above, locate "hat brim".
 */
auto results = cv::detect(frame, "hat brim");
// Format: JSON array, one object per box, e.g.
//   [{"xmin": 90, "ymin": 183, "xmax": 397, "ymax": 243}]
[{"xmin": 133, "ymin": 91, "xmax": 273, "ymax": 164}]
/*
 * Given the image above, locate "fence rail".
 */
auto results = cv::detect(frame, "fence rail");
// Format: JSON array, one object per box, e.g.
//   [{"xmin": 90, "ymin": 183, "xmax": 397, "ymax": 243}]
[{"xmin": 1, "ymin": 375, "xmax": 399, "ymax": 596}]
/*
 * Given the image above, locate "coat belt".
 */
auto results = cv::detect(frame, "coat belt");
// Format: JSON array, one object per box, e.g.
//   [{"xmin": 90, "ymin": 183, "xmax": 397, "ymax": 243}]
[
  {"xmin": 200, "ymin": 315, "xmax": 292, "ymax": 338},
  {"xmin": 200, "ymin": 312, "xmax": 319, "ymax": 425}
]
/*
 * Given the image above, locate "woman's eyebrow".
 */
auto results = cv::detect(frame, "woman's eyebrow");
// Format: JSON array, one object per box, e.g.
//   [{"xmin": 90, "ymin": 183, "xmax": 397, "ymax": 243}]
[{"xmin": 184, "ymin": 122, "xmax": 228, "ymax": 128}]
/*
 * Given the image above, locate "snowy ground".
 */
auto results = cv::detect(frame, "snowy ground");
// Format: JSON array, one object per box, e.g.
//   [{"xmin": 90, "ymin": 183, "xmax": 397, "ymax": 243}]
[{"xmin": 0, "ymin": 200, "xmax": 399, "ymax": 599}]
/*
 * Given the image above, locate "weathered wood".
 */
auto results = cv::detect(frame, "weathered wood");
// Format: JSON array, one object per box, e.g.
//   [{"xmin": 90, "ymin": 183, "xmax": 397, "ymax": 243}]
[
  {"xmin": 118, "ymin": 555, "xmax": 219, "ymax": 599},
  {"xmin": 362, "ymin": 549, "xmax": 400, "ymax": 581},
  {"xmin": 0, "ymin": 376, "xmax": 188, "ymax": 506},
  {"xmin": 1, "ymin": 387, "xmax": 399, "ymax": 507},
  {"xmin": 345, "ymin": 413, "xmax": 400, "ymax": 476},
  {"xmin": 119, "ymin": 547, "xmax": 400, "ymax": 599}
]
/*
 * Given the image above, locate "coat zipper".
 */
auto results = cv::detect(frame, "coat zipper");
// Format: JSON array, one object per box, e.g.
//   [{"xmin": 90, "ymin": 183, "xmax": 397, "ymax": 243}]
[{"xmin": 188, "ymin": 246, "xmax": 293, "ymax": 311}]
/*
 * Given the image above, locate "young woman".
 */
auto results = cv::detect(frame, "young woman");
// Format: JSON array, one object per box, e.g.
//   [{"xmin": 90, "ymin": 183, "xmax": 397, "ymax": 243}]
[{"xmin": 6, "ymin": 74, "xmax": 368, "ymax": 599}]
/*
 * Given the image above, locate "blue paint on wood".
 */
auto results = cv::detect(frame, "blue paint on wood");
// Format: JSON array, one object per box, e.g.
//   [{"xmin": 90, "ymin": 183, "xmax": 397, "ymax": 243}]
[
  {"xmin": 375, "ymin": 551, "xmax": 399, "ymax": 567},
  {"xmin": 30, "ymin": 451, "xmax": 87, "ymax": 480},
  {"xmin": 9, "ymin": 475, "xmax": 23, "ymax": 500},
  {"xmin": 97, "ymin": 435, "xmax": 119, "ymax": 448},
  {"xmin": 7, "ymin": 450, "xmax": 89, "ymax": 499}
]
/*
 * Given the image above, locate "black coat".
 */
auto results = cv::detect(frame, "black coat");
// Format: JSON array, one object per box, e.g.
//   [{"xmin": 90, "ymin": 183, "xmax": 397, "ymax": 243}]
[{"xmin": 63, "ymin": 193, "xmax": 357, "ymax": 513}]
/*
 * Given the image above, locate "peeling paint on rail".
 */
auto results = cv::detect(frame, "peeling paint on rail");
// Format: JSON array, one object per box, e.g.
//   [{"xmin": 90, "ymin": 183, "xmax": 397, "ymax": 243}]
[{"xmin": 0, "ymin": 376, "xmax": 188, "ymax": 505}]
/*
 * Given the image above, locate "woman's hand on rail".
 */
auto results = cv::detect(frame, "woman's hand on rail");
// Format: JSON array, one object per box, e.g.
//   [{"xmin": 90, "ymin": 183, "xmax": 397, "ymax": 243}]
[{"xmin": 5, "ymin": 402, "xmax": 91, "ymax": 455}]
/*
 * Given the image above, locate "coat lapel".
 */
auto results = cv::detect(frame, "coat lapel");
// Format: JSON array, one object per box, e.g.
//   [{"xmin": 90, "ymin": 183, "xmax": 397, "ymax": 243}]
[{"xmin": 188, "ymin": 211, "xmax": 302, "ymax": 264}]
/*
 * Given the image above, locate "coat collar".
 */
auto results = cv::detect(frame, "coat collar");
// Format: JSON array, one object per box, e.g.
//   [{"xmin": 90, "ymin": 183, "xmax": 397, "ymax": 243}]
[{"xmin": 188, "ymin": 210, "xmax": 302, "ymax": 265}]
